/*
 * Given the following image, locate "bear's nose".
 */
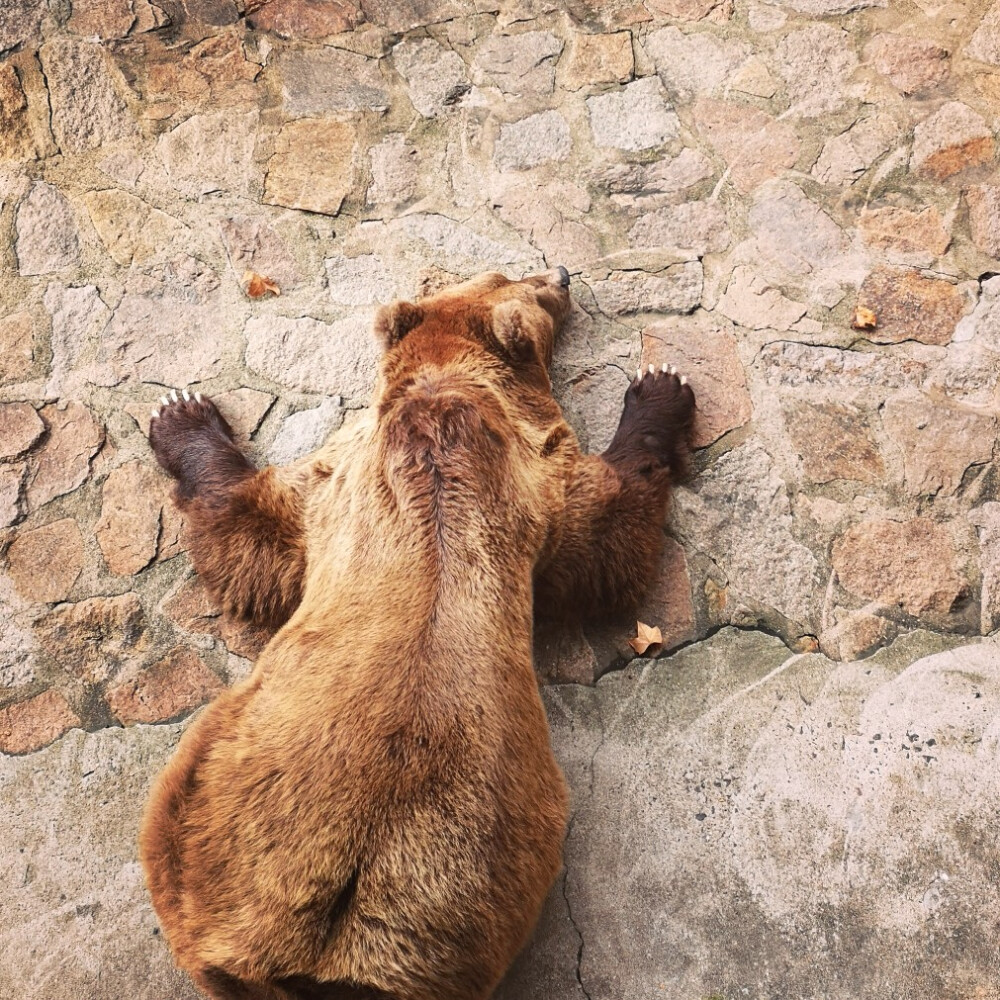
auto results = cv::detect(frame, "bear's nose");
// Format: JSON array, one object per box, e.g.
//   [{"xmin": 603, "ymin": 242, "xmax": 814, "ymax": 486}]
[{"xmin": 555, "ymin": 265, "xmax": 570, "ymax": 287}]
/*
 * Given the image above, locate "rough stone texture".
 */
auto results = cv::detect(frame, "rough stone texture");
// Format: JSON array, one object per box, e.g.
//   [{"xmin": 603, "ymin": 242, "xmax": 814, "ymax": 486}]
[
  {"xmin": 967, "ymin": 0, "xmax": 1000, "ymax": 65},
  {"xmin": 858, "ymin": 205, "xmax": 950, "ymax": 259},
  {"xmin": 67, "ymin": 0, "xmax": 135, "ymax": 39},
  {"xmin": 0, "ymin": 0, "xmax": 43, "ymax": 51},
  {"xmin": 0, "ymin": 313, "xmax": 36, "ymax": 384},
  {"xmin": 600, "ymin": 148, "xmax": 714, "ymax": 209},
  {"xmin": 784, "ymin": 400, "xmax": 884, "ymax": 484},
  {"xmin": 15, "ymin": 182, "xmax": 79, "ymax": 276},
  {"xmin": 245, "ymin": 314, "xmax": 377, "ymax": 402},
  {"xmin": 393, "ymin": 38, "xmax": 469, "ymax": 118},
  {"xmin": 218, "ymin": 215, "xmax": 300, "ymax": 291},
  {"xmin": 775, "ymin": 24, "xmax": 858, "ymax": 116},
  {"xmin": 0, "ymin": 62, "xmax": 35, "ymax": 161},
  {"xmin": 646, "ymin": 27, "xmax": 750, "ymax": 100},
  {"xmin": 500, "ymin": 630, "xmax": 1000, "ymax": 999},
  {"xmin": 911, "ymin": 102, "xmax": 995, "ymax": 180},
  {"xmin": 26, "ymin": 403, "xmax": 104, "ymax": 510},
  {"xmin": 106, "ymin": 647, "xmax": 223, "ymax": 726},
  {"xmin": 559, "ymin": 31, "xmax": 633, "ymax": 90},
  {"xmin": 494, "ymin": 110, "xmax": 571, "ymax": 172},
  {"xmin": 277, "ymin": 47, "xmax": 388, "ymax": 114},
  {"xmin": 641, "ymin": 316, "xmax": 752, "ymax": 447},
  {"xmin": 5, "ymin": 4, "xmax": 1000, "ymax": 996},
  {"xmin": 84, "ymin": 189, "xmax": 189, "ymax": 267},
  {"xmin": 965, "ymin": 183, "xmax": 1000, "ymax": 257},
  {"xmin": 96, "ymin": 461, "xmax": 164, "ymax": 577},
  {"xmin": 99, "ymin": 292, "xmax": 229, "ymax": 388},
  {"xmin": 717, "ymin": 265, "xmax": 806, "ymax": 331},
  {"xmin": 856, "ymin": 267, "xmax": 965, "ymax": 346},
  {"xmin": 36, "ymin": 593, "xmax": 147, "ymax": 684},
  {"xmin": 749, "ymin": 180, "xmax": 848, "ymax": 277},
  {"xmin": 263, "ymin": 117, "xmax": 356, "ymax": 216},
  {"xmin": 673, "ymin": 442, "xmax": 820, "ymax": 626},
  {"xmin": 867, "ymin": 33, "xmax": 950, "ymax": 95},
  {"xmin": 0, "ymin": 403, "xmax": 43, "ymax": 460},
  {"xmin": 589, "ymin": 263, "xmax": 702, "ymax": 316},
  {"xmin": 833, "ymin": 518, "xmax": 965, "ymax": 617},
  {"xmin": 812, "ymin": 112, "xmax": 900, "ymax": 185},
  {"xmin": 268, "ymin": 398, "xmax": 344, "ymax": 464},
  {"xmin": 157, "ymin": 111, "xmax": 258, "ymax": 198},
  {"xmin": 969, "ymin": 502, "xmax": 1000, "ymax": 633},
  {"xmin": 0, "ymin": 463, "xmax": 24, "ymax": 528},
  {"xmin": 44, "ymin": 284, "xmax": 111, "ymax": 395},
  {"xmin": 628, "ymin": 200, "xmax": 730, "ymax": 254},
  {"xmin": 0, "ymin": 690, "xmax": 80, "ymax": 755},
  {"xmin": 587, "ymin": 77, "xmax": 679, "ymax": 151},
  {"xmin": 246, "ymin": 0, "xmax": 360, "ymax": 37},
  {"xmin": 161, "ymin": 575, "xmax": 270, "ymax": 661},
  {"xmin": 368, "ymin": 133, "xmax": 418, "ymax": 207},
  {"xmin": 474, "ymin": 30, "xmax": 563, "ymax": 95},
  {"xmin": 882, "ymin": 393, "xmax": 996, "ymax": 496},
  {"xmin": 7, "ymin": 519, "xmax": 84, "ymax": 604},
  {"xmin": 40, "ymin": 38, "xmax": 137, "ymax": 152},
  {"xmin": 326, "ymin": 254, "xmax": 397, "ymax": 306},
  {"xmin": 692, "ymin": 99, "xmax": 800, "ymax": 194}
]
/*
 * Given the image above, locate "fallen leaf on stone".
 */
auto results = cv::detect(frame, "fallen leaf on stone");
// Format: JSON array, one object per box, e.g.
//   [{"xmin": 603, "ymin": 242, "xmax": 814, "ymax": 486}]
[
  {"xmin": 242, "ymin": 270, "xmax": 281, "ymax": 299},
  {"xmin": 851, "ymin": 305, "xmax": 877, "ymax": 330},
  {"xmin": 628, "ymin": 621, "xmax": 663, "ymax": 656}
]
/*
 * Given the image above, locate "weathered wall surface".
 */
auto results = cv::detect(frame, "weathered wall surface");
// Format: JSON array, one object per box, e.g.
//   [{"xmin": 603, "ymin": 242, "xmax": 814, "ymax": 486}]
[{"xmin": 0, "ymin": 0, "xmax": 998, "ymax": 997}]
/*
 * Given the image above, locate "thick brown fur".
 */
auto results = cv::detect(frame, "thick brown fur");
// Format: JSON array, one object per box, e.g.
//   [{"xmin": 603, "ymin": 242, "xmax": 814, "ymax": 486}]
[{"xmin": 140, "ymin": 269, "xmax": 696, "ymax": 1000}]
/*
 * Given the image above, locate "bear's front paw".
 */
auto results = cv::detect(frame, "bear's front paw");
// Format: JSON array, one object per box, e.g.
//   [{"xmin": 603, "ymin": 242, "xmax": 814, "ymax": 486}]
[
  {"xmin": 149, "ymin": 389, "xmax": 239, "ymax": 489},
  {"xmin": 604, "ymin": 364, "xmax": 696, "ymax": 477}
]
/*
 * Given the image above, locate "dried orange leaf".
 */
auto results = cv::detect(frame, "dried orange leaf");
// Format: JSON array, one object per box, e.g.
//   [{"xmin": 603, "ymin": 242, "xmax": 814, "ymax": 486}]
[
  {"xmin": 628, "ymin": 620, "xmax": 663, "ymax": 656},
  {"xmin": 851, "ymin": 305, "xmax": 877, "ymax": 330},
  {"xmin": 242, "ymin": 270, "xmax": 281, "ymax": 299}
]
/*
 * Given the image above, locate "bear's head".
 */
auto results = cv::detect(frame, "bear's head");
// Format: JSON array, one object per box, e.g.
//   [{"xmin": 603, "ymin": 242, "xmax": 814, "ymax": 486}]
[
  {"xmin": 373, "ymin": 267, "xmax": 571, "ymax": 380},
  {"xmin": 371, "ymin": 268, "xmax": 575, "ymax": 556}
]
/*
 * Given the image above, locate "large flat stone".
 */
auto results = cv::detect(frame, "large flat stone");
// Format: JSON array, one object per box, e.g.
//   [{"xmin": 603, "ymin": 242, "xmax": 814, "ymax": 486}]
[
  {"xmin": 672, "ymin": 442, "xmax": 820, "ymax": 625},
  {"xmin": 0, "ymin": 724, "xmax": 199, "ymax": 1000},
  {"xmin": 502, "ymin": 628, "xmax": 998, "ymax": 999},
  {"xmin": 244, "ymin": 313, "xmax": 377, "ymax": 403}
]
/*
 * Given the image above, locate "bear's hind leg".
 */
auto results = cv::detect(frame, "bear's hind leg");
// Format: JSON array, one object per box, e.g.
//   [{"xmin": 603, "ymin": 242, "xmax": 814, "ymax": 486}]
[
  {"xmin": 534, "ymin": 365, "xmax": 695, "ymax": 620},
  {"xmin": 149, "ymin": 390, "xmax": 307, "ymax": 628}
]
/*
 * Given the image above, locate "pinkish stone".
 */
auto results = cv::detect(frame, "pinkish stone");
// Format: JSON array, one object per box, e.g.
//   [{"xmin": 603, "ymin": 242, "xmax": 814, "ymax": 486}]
[
  {"xmin": 856, "ymin": 267, "xmax": 965, "ymax": 346},
  {"xmin": 106, "ymin": 646, "xmax": 224, "ymax": 725},
  {"xmin": 692, "ymin": 99, "xmax": 799, "ymax": 194},
  {"xmin": 7, "ymin": 518, "xmax": 84, "ymax": 604},
  {"xmin": 832, "ymin": 517, "xmax": 965, "ymax": 617},
  {"xmin": 0, "ymin": 690, "xmax": 80, "ymax": 754},
  {"xmin": 641, "ymin": 315, "xmax": 752, "ymax": 448},
  {"xmin": 96, "ymin": 461, "xmax": 164, "ymax": 576},
  {"xmin": 26, "ymin": 402, "xmax": 104, "ymax": 510}
]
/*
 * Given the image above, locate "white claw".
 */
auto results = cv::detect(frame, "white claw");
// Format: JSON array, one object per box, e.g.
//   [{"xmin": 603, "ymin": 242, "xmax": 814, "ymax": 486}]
[
  {"xmin": 151, "ymin": 409, "xmax": 159, "ymax": 419},
  {"xmin": 661, "ymin": 363, "xmax": 668, "ymax": 373},
  {"xmin": 648, "ymin": 364, "xmax": 655, "ymax": 375},
  {"xmin": 669, "ymin": 365, "xmax": 677, "ymax": 375},
  {"xmin": 680, "ymin": 375, "xmax": 688, "ymax": 385},
  {"xmin": 160, "ymin": 395, "xmax": 169, "ymax": 406},
  {"xmin": 636, "ymin": 367, "xmax": 643, "ymax": 381},
  {"xmin": 195, "ymin": 392, "xmax": 202, "ymax": 402},
  {"xmin": 182, "ymin": 389, "xmax": 190, "ymax": 401},
  {"xmin": 171, "ymin": 389, "xmax": 179, "ymax": 402}
]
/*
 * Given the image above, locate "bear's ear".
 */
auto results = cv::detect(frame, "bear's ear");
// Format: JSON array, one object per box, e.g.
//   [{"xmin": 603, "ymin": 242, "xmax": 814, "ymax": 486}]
[
  {"xmin": 373, "ymin": 301, "xmax": 424, "ymax": 351},
  {"xmin": 492, "ymin": 300, "xmax": 550, "ymax": 364}
]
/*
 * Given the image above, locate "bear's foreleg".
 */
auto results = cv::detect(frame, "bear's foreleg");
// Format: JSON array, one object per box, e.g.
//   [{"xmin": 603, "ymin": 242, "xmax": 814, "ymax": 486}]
[
  {"xmin": 149, "ymin": 390, "xmax": 307, "ymax": 627},
  {"xmin": 535, "ymin": 365, "xmax": 695, "ymax": 620}
]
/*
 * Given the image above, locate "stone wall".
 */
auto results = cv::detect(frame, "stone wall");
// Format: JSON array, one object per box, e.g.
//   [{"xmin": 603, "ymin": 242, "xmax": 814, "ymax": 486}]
[{"xmin": 1, "ymin": 0, "xmax": 999, "ymax": 997}]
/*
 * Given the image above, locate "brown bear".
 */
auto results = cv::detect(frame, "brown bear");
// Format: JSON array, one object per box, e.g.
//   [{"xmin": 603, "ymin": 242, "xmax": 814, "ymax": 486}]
[{"xmin": 139, "ymin": 267, "xmax": 696, "ymax": 1000}]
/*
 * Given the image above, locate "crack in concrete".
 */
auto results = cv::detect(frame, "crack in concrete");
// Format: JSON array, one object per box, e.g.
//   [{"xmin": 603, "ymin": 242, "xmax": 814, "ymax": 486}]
[{"xmin": 558, "ymin": 709, "xmax": 605, "ymax": 999}]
